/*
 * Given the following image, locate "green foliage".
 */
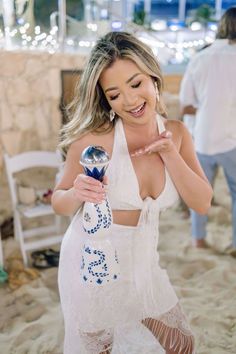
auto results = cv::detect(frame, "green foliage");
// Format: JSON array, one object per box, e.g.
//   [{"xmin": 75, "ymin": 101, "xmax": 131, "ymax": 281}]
[
  {"xmin": 190, "ymin": 4, "xmax": 216, "ymax": 26},
  {"xmin": 133, "ymin": 9, "xmax": 146, "ymax": 26}
]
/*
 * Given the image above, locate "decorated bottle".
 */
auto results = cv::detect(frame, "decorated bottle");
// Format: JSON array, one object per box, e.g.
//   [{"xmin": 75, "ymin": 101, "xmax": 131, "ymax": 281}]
[{"xmin": 80, "ymin": 145, "xmax": 120, "ymax": 286}]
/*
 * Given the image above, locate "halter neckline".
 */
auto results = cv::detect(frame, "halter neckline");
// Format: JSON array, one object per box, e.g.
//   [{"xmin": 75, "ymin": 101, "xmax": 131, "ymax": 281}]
[{"xmin": 117, "ymin": 115, "xmax": 167, "ymax": 202}]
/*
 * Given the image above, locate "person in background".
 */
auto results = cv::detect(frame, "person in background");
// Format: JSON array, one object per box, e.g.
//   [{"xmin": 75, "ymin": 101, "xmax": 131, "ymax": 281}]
[
  {"xmin": 52, "ymin": 31, "xmax": 212, "ymax": 353},
  {"xmin": 180, "ymin": 43, "xmax": 211, "ymax": 137},
  {"xmin": 180, "ymin": 44, "xmax": 218, "ymax": 219},
  {"xmin": 179, "ymin": 7, "xmax": 236, "ymax": 253}
]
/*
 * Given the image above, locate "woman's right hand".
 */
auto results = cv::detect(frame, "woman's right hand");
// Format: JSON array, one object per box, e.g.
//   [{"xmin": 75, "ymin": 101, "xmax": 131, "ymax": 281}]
[{"xmin": 73, "ymin": 174, "xmax": 107, "ymax": 204}]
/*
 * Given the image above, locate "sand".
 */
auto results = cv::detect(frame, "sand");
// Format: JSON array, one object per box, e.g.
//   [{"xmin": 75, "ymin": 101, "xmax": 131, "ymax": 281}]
[{"xmin": 0, "ymin": 167, "xmax": 236, "ymax": 354}]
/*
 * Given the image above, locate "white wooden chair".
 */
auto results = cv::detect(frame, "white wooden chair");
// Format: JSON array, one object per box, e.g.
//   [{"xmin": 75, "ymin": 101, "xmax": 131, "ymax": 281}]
[{"xmin": 4, "ymin": 151, "xmax": 64, "ymax": 266}]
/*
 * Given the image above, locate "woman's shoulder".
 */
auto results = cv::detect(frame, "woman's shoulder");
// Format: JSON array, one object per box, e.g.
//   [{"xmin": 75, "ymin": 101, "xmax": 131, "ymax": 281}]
[
  {"xmin": 163, "ymin": 118, "xmax": 186, "ymax": 136},
  {"xmin": 164, "ymin": 118, "xmax": 185, "ymax": 132},
  {"xmin": 69, "ymin": 128, "xmax": 114, "ymax": 157},
  {"xmin": 164, "ymin": 118, "xmax": 189, "ymax": 150}
]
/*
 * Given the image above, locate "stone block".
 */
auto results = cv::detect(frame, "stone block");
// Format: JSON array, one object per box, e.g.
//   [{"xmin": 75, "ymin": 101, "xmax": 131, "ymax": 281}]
[
  {"xmin": 24, "ymin": 58, "xmax": 44, "ymax": 79},
  {"xmin": 34, "ymin": 106, "xmax": 50, "ymax": 139},
  {"xmin": 47, "ymin": 69, "xmax": 61, "ymax": 99},
  {"xmin": 20, "ymin": 130, "xmax": 40, "ymax": 151},
  {"xmin": 30, "ymin": 75, "xmax": 50, "ymax": 101},
  {"xmin": 7, "ymin": 78, "xmax": 33, "ymax": 106},
  {"xmin": 14, "ymin": 107, "xmax": 34, "ymax": 131},
  {"xmin": 1, "ymin": 131, "xmax": 22, "ymax": 155},
  {"xmin": 0, "ymin": 52, "xmax": 26, "ymax": 77},
  {"xmin": 0, "ymin": 102, "xmax": 14, "ymax": 131}
]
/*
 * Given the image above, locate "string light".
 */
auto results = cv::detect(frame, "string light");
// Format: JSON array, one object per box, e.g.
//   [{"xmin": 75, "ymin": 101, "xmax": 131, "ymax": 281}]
[
  {"xmin": 34, "ymin": 26, "xmax": 41, "ymax": 35},
  {"xmin": 0, "ymin": 23, "xmax": 59, "ymax": 52},
  {"xmin": 0, "ymin": 21, "xmax": 216, "ymax": 63},
  {"xmin": 138, "ymin": 32, "xmax": 214, "ymax": 51},
  {"xmin": 87, "ymin": 23, "xmax": 98, "ymax": 32}
]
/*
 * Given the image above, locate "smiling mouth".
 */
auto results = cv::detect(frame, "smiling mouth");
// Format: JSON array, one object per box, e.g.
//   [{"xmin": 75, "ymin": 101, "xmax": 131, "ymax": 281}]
[{"xmin": 129, "ymin": 102, "xmax": 146, "ymax": 116}]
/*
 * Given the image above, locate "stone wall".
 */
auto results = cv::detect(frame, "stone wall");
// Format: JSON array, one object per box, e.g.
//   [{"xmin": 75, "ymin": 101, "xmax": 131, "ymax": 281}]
[
  {"xmin": 0, "ymin": 49, "xmax": 87, "ymax": 221},
  {"xmin": 0, "ymin": 49, "xmax": 87, "ymax": 168}
]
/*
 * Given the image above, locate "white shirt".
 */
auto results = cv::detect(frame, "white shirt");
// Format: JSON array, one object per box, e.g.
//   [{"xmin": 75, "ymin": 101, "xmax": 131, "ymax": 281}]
[
  {"xmin": 183, "ymin": 114, "xmax": 195, "ymax": 137},
  {"xmin": 179, "ymin": 39, "xmax": 236, "ymax": 155}
]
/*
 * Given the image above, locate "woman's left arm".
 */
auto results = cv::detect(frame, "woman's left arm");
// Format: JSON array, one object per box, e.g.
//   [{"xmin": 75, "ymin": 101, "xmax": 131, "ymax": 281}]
[
  {"xmin": 131, "ymin": 122, "xmax": 213, "ymax": 214},
  {"xmin": 162, "ymin": 124, "xmax": 212, "ymax": 213}
]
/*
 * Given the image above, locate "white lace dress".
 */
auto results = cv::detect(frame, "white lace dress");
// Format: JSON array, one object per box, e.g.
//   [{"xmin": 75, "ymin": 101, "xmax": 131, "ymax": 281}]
[{"xmin": 58, "ymin": 116, "xmax": 195, "ymax": 354}]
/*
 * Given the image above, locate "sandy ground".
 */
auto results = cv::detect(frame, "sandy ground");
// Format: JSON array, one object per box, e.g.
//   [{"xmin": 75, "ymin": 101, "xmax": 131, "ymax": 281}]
[{"xmin": 0, "ymin": 168, "xmax": 236, "ymax": 354}]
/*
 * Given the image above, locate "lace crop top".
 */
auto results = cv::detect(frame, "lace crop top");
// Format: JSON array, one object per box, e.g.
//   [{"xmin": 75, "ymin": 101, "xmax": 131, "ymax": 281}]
[{"xmin": 106, "ymin": 115, "xmax": 179, "ymax": 211}]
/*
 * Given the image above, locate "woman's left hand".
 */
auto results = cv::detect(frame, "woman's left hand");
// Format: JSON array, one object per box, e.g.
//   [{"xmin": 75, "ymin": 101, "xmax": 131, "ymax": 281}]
[{"xmin": 131, "ymin": 130, "xmax": 174, "ymax": 157}]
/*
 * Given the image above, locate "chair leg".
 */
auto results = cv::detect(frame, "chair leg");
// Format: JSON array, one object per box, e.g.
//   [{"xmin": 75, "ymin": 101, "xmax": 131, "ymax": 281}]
[
  {"xmin": 15, "ymin": 213, "xmax": 28, "ymax": 266},
  {"xmin": 13, "ymin": 211, "xmax": 19, "ymax": 241}
]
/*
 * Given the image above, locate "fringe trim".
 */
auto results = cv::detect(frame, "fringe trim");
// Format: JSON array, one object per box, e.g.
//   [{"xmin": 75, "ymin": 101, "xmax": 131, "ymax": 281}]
[
  {"xmin": 79, "ymin": 328, "xmax": 113, "ymax": 354},
  {"xmin": 79, "ymin": 305, "xmax": 195, "ymax": 354},
  {"xmin": 142, "ymin": 317, "xmax": 195, "ymax": 354}
]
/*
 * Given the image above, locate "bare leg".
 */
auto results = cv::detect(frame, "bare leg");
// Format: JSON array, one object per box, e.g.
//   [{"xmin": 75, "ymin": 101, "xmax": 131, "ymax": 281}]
[
  {"xmin": 96, "ymin": 303, "xmax": 195, "ymax": 353},
  {"xmin": 142, "ymin": 317, "xmax": 195, "ymax": 354}
]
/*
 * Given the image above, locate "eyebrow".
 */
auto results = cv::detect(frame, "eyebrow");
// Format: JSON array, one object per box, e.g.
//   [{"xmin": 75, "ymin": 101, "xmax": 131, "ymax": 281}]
[{"xmin": 104, "ymin": 73, "xmax": 142, "ymax": 93}]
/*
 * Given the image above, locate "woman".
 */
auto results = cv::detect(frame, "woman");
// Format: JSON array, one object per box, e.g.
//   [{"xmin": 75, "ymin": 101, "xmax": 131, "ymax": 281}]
[{"xmin": 52, "ymin": 32, "xmax": 212, "ymax": 354}]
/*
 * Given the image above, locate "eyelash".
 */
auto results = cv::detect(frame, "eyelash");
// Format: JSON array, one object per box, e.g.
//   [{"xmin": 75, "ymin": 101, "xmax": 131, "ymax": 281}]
[
  {"xmin": 109, "ymin": 81, "xmax": 141, "ymax": 101},
  {"xmin": 110, "ymin": 94, "xmax": 119, "ymax": 101},
  {"xmin": 132, "ymin": 81, "xmax": 141, "ymax": 88}
]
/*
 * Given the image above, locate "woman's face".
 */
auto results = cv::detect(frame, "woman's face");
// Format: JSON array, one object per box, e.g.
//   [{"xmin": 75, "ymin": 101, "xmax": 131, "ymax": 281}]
[{"xmin": 99, "ymin": 58, "xmax": 157, "ymax": 126}]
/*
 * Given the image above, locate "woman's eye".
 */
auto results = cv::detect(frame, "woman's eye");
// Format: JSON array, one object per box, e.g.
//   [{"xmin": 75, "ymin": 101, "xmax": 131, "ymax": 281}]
[
  {"xmin": 110, "ymin": 94, "xmax": 119, "ymax": 101},
  {"xmin": 132, "ymin": 81, "xmax": 141, "ymax": 88}
]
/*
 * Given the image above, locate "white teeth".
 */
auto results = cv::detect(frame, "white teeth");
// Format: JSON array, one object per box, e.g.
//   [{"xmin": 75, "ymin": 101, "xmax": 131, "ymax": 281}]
[{"xmin": 130, "ymin": 103, "xmax": 144, "ymax": 113}]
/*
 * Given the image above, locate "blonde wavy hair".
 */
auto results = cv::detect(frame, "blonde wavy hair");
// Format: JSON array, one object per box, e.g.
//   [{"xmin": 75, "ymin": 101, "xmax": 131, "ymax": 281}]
[{"xmin": 60, "ymin": 31, "xmax": 166, "ymax": 154}]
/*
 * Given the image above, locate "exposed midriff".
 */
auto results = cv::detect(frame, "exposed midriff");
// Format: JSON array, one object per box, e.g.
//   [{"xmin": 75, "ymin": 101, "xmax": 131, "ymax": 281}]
[{"xmin": 112, "ymin": 209, "xmax": 141, "ymax": 227}]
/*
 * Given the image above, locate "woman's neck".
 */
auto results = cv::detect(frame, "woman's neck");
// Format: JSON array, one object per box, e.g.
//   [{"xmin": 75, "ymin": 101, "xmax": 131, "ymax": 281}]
[{"xmin": 123, "ymin": 116, "xmax": 158, "ymax": 140}]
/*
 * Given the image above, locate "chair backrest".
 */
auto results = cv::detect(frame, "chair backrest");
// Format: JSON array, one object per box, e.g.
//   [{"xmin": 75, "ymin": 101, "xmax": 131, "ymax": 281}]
[{"xmin": 4, "ymin": 151, "xmax": 61, "ymax": 207}]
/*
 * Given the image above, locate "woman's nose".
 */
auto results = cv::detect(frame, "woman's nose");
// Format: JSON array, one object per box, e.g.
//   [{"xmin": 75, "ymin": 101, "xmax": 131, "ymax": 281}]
[{"xmin": 123, "ymin": 91, "xmax": 137, "ymax": 107}]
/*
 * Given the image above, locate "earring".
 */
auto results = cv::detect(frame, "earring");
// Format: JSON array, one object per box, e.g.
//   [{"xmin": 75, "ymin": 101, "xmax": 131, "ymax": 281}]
[
  {"xmin": 155, "ymin": 81, "xmax": 160, "ymax": 102},
  {"xmin": 109, "ymin": 110, "xmax": 115, "ymax": 122}
]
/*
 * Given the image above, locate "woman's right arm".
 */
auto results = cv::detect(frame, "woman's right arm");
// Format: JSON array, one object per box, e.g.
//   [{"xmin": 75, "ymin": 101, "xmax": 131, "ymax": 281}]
[{"xmin": 51, "ymin": 141, "xmax": 106, "ymax": 216}]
